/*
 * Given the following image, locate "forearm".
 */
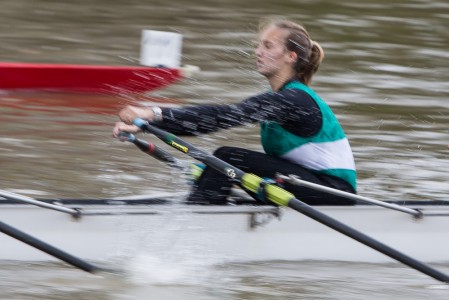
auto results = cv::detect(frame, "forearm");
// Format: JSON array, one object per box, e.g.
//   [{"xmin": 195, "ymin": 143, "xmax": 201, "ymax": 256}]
[{"xmin": 158, "ymin": 104, "xmax": 254, "ymax": 135}]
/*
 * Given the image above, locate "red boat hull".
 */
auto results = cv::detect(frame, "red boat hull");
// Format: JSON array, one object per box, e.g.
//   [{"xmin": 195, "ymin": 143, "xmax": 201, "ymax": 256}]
[{"xmin": 0, "ymin": 62, "xmax": 183, "ymax": 93}]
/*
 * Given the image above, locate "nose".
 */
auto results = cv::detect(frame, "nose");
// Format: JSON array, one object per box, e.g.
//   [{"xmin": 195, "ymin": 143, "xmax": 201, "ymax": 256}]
[{"xmin": 255, "ymin": 45, "xmax": 262, "ymax": 58}]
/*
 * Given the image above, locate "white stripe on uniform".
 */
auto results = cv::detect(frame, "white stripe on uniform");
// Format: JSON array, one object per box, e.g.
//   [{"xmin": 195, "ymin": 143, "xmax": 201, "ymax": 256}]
[{"xmin": 281, "ymin": 138, "xmax": 356, "ymax": 171}]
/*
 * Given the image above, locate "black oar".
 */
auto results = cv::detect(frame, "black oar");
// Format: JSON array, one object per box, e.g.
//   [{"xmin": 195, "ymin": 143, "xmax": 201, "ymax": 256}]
[
  {"xmin": 119, "ymin": 132, "xmax": 183, "ymax": 169},
  {"xmin": 0, "ymin": 220, "xmax": 102, "ymax": 274},
  {"xmin": 119, "ymin": 132, "xmax": 204, "ymax": 181},
  {"xmin": 132, "ymin": 118, "xmax": 449, "ymax": 283}
]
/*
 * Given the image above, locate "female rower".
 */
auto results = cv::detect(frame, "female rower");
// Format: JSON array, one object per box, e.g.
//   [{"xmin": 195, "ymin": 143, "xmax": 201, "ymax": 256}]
[{"xmin": 113, "ymin": 18, "xmax": 357, "ymax": 205}]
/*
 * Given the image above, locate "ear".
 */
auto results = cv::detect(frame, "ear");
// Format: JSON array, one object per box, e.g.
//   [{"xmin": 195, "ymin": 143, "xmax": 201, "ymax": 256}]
[{"xmin": 289, "ymin": 51, "xmax": 297, "ymax": 63}]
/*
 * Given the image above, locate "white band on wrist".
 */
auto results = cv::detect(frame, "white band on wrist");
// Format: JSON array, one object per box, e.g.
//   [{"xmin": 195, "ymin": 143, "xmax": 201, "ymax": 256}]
[{"xmin": 151, "ymin": 106, "xmax": 163, "ymax": 122}]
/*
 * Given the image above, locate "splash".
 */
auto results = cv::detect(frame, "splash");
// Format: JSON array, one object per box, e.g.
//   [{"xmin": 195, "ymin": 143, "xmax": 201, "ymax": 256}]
[{"xmin": 124, "ymin": 253, "xmax": 222, "ymax": 286}]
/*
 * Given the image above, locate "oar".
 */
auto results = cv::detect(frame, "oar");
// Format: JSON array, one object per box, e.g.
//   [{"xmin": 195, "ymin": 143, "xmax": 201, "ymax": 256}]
[
  {"xmin": 276, "ymin": 175, "xmax": 422, "ymax": 217},
  {"xmin": 119, "ymin": 132, "xmax": 184, "ymax": 169},
  {"xmin": 0, "ymin": 220, "xmax": 103, "ymax": 274},
  {"xmin": 0, "ymin": 190, "xmax": 81, "ymax": 217},
  {"xmin": 119, "ymin": 132, "xmax": 205, "ymax": 182},
  {"xmin": 119, "ymin": 132, "xmax": 254, "ymax": 201},
  {"xmin": 131, "ymin": 118, "xmax": 449, "ymax": 283}
]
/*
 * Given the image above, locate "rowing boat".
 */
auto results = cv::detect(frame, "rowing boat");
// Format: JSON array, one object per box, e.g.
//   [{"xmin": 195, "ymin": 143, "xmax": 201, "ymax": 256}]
[
  {"xmin": 1, "ymin": 122, "xmax": 448, "ymax": 282},
  {"xmin": 0, "ymin": 30, "xmax": 196, "ymax": 94},
  {"xmin": 0, "ymin": 62, "xmax": 189, "ymax": 93},
  {"xmin": 1, "ymin": 193, "xmax": 449, "ymax": 263}
]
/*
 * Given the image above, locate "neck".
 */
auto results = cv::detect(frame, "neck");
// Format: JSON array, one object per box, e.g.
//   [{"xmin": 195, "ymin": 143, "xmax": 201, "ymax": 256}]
[{"xmin": 267, "ymin": 71, "xmax": 296, "ymax": 92}]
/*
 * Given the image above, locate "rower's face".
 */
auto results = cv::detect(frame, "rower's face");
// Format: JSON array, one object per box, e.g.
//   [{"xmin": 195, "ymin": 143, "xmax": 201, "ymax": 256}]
[{"xmin": 255, "ymin": 25, "xmax": 293, "ymax": 77}]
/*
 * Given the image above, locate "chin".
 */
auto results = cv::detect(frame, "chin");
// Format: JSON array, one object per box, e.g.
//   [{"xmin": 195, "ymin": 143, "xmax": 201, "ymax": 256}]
[
  {"xmin": 259, "ymin": 71, "xmax": 272, "ymax": 79},
  {"xmin": 257, "ymin": 68, "xmax": 269, "ymax": 76}
]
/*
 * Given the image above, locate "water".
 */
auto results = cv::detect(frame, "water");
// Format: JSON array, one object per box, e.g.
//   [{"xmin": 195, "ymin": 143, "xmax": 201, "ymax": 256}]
[
  {"xmin": 1, "ymin": 260, "xmax": 449, "ymax": 299},
  {"xmin": 1, "ymin": 0, "xmax": 449, "ymax": 298},
  {"xmin": 131, "ymin": 260, "xmax": 449, "ymax": 299}
]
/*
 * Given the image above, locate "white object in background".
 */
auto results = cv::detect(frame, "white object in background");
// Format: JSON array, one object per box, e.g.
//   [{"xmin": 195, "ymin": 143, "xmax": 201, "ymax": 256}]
[{"xmin": 140, "ymin": 30, "xmax": 182, "ymax": 68}]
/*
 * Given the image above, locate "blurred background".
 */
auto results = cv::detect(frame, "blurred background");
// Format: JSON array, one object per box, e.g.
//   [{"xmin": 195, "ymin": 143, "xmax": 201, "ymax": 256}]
[{"xmin": 0, "ymin": 0, "xmax": 448, "ymax": 201}]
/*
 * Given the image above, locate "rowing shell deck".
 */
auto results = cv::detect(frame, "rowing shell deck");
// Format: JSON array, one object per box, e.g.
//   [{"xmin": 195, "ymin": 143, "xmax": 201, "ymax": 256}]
[{"xmin": 1, "ymin": 195, "xmax": 448, "ymax": 263}]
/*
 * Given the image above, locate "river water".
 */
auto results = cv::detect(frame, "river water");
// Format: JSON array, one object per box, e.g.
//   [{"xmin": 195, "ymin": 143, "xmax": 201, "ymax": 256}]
[{"xmin": 0, "ymin": 0, "xmax": 449, "ymax": 299}]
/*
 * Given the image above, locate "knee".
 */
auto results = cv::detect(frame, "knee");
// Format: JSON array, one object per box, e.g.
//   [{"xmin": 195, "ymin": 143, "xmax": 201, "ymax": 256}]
[{"xmin": 213, "ymin": 146, "xmax": 235, "ymax": 159}]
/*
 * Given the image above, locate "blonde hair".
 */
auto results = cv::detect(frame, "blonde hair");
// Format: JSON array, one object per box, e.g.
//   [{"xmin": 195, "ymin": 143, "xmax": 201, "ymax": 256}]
[{"xmin": 260, "ymin": 17, "xmax": 324, "ymax": 86}]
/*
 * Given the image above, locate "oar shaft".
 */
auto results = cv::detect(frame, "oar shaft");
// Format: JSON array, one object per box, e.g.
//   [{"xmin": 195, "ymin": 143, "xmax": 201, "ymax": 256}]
[
  {"xmin": 121, "ymin": 132, "xmax": 249, "ymax": 195},
  {"xmin": 277, "ymin": 175, "xmax": 421, "ymax": 217},
  {"xmin": 0, "ymin": 221, "xmax": 100, "ymax": 274},
  {"xmin": 0, "ymin": 191, "xmax": 79, "ymax": 216},
  {"xmin": 287, "ymin": 199, "xmax": 449, "ymax": 283},
  {"xmin": 133, "ymin": 119, "xmax": 246, "ymax": 180},
  {"xmin": 120, "ymin": 132, "xmax": 183, "ymax": 169}
]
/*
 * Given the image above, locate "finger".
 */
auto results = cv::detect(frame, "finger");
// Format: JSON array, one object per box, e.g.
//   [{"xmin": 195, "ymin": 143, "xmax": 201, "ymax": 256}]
[
  {"xmin": 118, "ymin": 107, "xmax": 136, "ymax": 124},
  {"xmin": 113, "ymin": 123, "xmax": 141, "ymax": 138},
  {"xmin": 113, "ymin": 123, "xmax": 130, "ymax": 138}
]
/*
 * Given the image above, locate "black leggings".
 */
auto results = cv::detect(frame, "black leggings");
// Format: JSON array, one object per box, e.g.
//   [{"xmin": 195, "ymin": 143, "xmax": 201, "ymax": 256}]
[{"xmin": 187, "ymin": 146, "xmax": 356, "ymax": 205}]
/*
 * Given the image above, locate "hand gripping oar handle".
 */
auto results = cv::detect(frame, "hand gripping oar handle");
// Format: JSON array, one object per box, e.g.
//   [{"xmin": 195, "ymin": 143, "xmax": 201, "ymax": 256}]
[{"xmin": 132, "ymin": 118, "xmax": 449, "ymax": 283}]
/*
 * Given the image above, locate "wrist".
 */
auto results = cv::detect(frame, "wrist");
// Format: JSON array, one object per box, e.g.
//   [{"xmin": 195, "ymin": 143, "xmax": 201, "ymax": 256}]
[{"xmin": 151, "ymin": 106, "xmax": 163, "ymax": 122}]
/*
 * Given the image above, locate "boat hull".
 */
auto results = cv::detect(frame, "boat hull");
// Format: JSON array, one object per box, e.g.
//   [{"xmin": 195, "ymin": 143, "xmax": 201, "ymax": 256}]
[
  {"xmin": 0, "ymin": 62, "xmax": 183, "ymax": 93},
  {"xmin": 1, "ymin": 198, "xmax": 448, "ymax": 263}
]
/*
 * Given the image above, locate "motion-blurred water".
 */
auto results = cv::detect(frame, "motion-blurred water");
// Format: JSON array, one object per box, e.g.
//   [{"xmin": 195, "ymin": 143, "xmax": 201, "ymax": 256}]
[{"xmin": 0, "ymin": 0, "xmax": 448, "ymax": 299}]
